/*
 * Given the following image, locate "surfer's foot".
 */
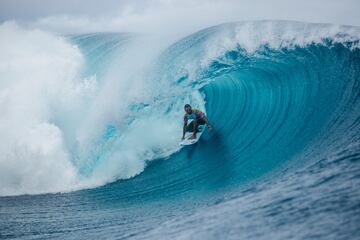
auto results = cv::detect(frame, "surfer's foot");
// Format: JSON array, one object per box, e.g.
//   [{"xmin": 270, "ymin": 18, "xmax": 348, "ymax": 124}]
[{"xmin": 188, "ymin": 135, "xmax": 196, "ymax": 140}]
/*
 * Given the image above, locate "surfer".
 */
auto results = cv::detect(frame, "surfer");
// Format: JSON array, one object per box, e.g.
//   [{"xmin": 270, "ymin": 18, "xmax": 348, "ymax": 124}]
[{"xmin": 182, "ymin": 104, "xmax": 213, "ymax": 140}]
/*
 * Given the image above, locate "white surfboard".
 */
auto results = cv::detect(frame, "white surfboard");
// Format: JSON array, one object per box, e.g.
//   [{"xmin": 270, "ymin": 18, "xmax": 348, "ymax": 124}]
[{"xmin": 180, "ymin": 120, "xmax": 206, "ymax": 146}]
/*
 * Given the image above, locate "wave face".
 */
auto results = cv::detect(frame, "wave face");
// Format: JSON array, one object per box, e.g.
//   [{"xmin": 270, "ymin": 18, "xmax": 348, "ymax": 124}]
[{"xmin": 1, "ymin": 21, "xmax": 360, "ymax": 239}]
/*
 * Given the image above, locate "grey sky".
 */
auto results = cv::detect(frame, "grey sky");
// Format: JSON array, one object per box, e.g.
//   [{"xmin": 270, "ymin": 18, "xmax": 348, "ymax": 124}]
[
  {"xmin": 0, "ymin": 0, "xmax": 359, "ymax": 33},
  {"xmin": 0, "ymin": 0, "xmax": 135, "ymax": 21}
]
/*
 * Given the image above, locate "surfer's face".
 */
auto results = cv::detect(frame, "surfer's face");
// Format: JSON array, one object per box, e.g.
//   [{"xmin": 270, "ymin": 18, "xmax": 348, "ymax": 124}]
[{"xmin": 185, "ymin": 106, "xmax": 192, "ymax": 114}]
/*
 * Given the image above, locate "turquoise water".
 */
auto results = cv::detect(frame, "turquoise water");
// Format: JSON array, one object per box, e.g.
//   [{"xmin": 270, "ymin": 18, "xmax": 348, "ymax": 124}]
[{"xmin": 1, "ymin": 21, "xmax": 360, "ymax": 239}]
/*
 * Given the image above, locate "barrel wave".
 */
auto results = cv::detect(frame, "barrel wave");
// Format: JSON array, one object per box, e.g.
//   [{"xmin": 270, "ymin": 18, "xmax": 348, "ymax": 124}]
[{"xmin": 1, "ymin": 21, "xmax": 360, "ymax": 239}]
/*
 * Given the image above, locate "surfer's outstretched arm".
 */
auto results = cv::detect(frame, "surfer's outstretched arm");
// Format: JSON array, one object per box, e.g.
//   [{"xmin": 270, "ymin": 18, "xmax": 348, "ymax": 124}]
[
  {"xmin": 182, "ymin": 122, "xmax": 187, "ymax": 140},
  {"xmin": 203, "ymin": 116, "xmax": 213, "ymax": 131},
  {"xmin": 182, "ymin": 115, "xmax": 188, "ymax": 140},
  {"xmin": 182, "ymin": 124, "xmax": 186, "ymax": 140}
]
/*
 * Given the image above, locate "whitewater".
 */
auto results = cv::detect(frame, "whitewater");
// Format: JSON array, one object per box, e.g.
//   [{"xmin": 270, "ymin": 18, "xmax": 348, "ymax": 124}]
[{"xmin": 1, "ymin": 20, "xmax": 360, "ymax": 239}]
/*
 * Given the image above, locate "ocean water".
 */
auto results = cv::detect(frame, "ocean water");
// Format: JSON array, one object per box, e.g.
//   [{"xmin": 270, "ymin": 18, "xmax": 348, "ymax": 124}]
[{"xmin": 1, "ymin": 21, "xmax": 360, "ymax": 239}]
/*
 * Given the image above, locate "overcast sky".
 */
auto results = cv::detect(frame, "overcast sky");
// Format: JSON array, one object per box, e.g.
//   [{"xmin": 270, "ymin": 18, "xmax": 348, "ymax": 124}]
[
  {"xmin": 0, "ymin": 0, "xmax": 135, "ymax": 21},
  {"xmin": 0, "ymin": 0, "xmax": 359, "ymax": 33}
]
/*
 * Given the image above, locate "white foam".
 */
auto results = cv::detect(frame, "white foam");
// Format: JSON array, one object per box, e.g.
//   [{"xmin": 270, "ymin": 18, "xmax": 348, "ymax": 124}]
[
  {"xmin": 201, "ymin": 21, "xmax": 360, "ymax": 67},
  {"xmin": 0, "ymin": 22, "xmax": 96, "ymax": 195},
  {"xmin": 0, "ymin": 23, "xmax": 204, "ymax": 196}
]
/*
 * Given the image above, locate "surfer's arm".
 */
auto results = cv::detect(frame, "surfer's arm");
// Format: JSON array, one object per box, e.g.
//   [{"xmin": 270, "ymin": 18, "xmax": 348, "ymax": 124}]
[
  {"xmin": 182, "ymin": 124, "xmax": 187, "ymax": 139},
  {"xmin": 182, "ymin": 117, "xmax": 188, "ymax": 139},
  {"xmin": 203, "ymin": 116, "xmax": 213, "ymax": 130}
]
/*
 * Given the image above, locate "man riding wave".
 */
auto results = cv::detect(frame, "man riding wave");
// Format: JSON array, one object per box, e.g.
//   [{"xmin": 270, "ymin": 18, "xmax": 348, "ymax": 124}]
[{"xmin": 182, "ymin": 104, "xmax": 213, "ymax": 140}]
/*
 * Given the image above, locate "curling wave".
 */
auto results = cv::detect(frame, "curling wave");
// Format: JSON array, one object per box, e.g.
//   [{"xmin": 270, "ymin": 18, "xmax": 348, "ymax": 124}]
[{"xmin": 0, "ymin": 21, "xmax": 359, "ymax": 198}]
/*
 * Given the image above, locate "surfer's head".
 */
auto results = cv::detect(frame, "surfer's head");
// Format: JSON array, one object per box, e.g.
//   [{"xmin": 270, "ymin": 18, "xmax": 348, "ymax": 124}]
[{"xmin": 184, "ymin": 104, "xmax": 192, "ymax": 114}]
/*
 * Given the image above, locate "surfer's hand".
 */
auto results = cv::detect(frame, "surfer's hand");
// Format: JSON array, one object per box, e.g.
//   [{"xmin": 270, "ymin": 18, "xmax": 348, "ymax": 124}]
[{"xmin": 208, "ymin": 125, "xmax": 213, "ymax": 131}]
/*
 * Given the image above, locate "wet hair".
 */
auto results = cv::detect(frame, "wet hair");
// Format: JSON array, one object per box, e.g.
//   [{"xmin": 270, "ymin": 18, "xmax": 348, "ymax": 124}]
[{"xmin": 184, "ymin": 104, "xmax": 191, "ymax": 108}]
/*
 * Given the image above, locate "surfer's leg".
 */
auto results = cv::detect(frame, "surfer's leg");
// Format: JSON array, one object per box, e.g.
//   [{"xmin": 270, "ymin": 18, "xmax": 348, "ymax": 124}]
[
  {"xmin": 198, "ymin": 119, "xmax": 206, "ymax": 125},
  {"xmin": 186, "ymin": 121, "xmax": 194, "ymax": 132},
  {"xmin": 186, "ymin": 119, "xmax": 205, "ymax": 132},
  {"xmin": 192, "ymin": 120, "xmax": 199, "ymax": 137}
]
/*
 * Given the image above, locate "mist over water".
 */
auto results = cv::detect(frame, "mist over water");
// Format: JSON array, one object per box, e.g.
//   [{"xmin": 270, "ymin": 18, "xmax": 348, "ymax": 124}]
[{"xmin": 0, "ymin": 21, "xmax": 209, "ymax": 196}]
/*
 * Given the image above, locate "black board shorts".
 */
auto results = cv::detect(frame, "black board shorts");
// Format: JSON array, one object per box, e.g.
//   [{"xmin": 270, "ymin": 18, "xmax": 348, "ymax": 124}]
[{"xmin": 186, "ymin": 118, "xmax": 206, "ymax": 132}]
